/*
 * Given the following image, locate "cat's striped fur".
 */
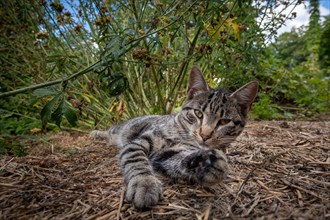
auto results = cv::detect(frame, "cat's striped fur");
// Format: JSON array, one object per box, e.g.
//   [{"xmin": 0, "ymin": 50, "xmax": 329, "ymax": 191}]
[{"xmin": 91, "ymin": 66, "xmax": 258, "ymax": 209}]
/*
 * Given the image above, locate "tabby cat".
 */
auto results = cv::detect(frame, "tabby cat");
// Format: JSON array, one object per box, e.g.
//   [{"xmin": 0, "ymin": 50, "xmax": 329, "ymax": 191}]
[{"xmin": 91, "ymin": 66, "xmax": 258, "ymax": 209}]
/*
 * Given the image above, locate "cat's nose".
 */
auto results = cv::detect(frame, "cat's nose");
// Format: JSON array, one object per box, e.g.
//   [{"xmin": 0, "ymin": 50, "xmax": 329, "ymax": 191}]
[{"xmin": 200, "ymin": 133, "xmax": 212, "ymax": 142}]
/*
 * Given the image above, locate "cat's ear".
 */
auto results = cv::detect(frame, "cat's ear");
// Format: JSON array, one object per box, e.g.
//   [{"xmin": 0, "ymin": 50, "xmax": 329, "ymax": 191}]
[
  {"xmin": 230, "ymin": 81, "xmax": 258, "ymax": 116},
  {"xmin": 187, "ymin": 66, "xmax": 209, "ymax": 99}
]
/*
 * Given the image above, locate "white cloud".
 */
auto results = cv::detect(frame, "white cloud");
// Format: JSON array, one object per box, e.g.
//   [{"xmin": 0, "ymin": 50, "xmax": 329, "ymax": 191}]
[
  {"xmin": 320, "ymin": 2, "xmax": 330, "ymax": 19},
  {"xmin": 276, "ymin": 2, "xmax": 330, "ymax": 36}
]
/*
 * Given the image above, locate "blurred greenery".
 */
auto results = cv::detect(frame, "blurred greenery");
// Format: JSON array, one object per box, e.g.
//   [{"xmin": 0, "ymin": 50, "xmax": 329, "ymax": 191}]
[{"xmin": 0, "ymin": 0, "xmax": 329, "ymax": 155}]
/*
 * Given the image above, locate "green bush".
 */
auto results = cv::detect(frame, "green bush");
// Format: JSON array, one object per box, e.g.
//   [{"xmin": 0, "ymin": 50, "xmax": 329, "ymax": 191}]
[
  {"xmin": 251, "ymin": 93, "xmax": 281, "ymax": 120},
  {"xmin": 0, "ymin": 0, "xmax": 329, "ymax": 141}
]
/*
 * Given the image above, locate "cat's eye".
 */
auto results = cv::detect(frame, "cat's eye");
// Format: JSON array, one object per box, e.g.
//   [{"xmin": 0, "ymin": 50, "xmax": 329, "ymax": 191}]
[
  {"xmin": 217, "ymin": 119, "xmax": 231, "ymax": 126},
  {"xmin": 194, "ymin": 110, "xmax": 203, "ymax": 119}
]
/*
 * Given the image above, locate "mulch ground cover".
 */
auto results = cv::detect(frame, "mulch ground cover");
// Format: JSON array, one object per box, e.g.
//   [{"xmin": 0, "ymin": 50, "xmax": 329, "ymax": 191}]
[{"xmin": 1, "ymin": 120, "xmax": 329, "ymax": 219}]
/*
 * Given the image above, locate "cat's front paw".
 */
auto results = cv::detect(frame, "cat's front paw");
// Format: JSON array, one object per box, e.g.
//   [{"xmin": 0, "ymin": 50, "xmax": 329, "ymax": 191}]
[
  {"xmin": 126, "ymin": 175, "xmax": 163, "ymax": 210},
  {"xmin": 188, "ymin": 149, "xmax": 228, "ymax": 184}
]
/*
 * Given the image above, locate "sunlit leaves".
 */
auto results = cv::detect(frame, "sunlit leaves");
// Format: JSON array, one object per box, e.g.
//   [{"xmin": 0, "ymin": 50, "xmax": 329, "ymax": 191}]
[{"xmin": 205, "ymin": 17, "xmax": 242, "ymax": 41}]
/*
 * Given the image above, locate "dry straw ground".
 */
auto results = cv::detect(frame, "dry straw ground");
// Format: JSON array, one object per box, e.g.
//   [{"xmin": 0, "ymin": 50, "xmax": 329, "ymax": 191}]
[{"xmin": 1, "ymin": 120, "xmax": 329, "ymax": 219}]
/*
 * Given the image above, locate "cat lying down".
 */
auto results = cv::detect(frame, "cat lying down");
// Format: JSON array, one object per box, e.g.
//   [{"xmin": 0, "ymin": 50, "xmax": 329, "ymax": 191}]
[{"xmin": 91, "ymin": 66, "xmax": 258, "ymax": 209}]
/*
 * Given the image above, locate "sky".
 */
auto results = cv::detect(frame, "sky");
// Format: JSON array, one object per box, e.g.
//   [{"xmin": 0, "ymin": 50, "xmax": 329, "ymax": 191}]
[{"xmin": 276, "ymin": 0, "xmax": 330, "ymax": 36}]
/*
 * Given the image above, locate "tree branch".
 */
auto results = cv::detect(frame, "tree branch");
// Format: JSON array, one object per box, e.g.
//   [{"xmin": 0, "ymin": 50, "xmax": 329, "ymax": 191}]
[{"xmin": 0, "ymin": 61, "xmax": 100, "ymax": 99}]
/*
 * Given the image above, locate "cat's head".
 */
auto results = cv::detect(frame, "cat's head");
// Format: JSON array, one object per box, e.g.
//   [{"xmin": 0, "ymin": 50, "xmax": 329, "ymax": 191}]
[{"xmin": 181, "ymin": 66, "xmax": 258, "ymax": 149}]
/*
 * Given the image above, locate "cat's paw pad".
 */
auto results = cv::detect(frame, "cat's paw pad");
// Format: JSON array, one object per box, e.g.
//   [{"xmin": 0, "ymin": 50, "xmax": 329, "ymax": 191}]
[
  {"xmin": 206, "ymin": 150, "xmax": 228, "ymax": 180},
  {"xmin": 126, "ymin": 175, "xmax": 163, "ymax": 210},
  {"xmin": 189, "ymin": 150, "xmax": 228, "ymax": 184}
]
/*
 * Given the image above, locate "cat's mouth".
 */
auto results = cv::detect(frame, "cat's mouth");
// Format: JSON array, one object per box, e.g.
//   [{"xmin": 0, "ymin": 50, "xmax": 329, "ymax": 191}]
[
  {"xmin": 198, "ymin": 136, "xmax": 212, "ymax": 145},
  {"xmin": 193, "ymin": 131, "xmax": 214, "ymax": 145}
]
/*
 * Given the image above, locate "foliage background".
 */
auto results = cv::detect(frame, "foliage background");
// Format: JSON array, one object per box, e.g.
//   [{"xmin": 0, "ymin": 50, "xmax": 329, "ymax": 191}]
[{"xmin": 0, "ymin": 0, "xmax": 329, "ymax": 154}]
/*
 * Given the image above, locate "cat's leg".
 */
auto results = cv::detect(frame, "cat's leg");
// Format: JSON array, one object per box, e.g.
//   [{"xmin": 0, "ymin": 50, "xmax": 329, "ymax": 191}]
[
  {"xmin": 152, "ymin": 148, "xmax": 228, "ymax": 185},
  {"xmin": 90, "ymin": 130, "xmax": 109, "ymax": 139},
  {"xmin": 90, "ymin": 125, "xmax": 122, "ymax": 146},
  {"xmin": 120, "ymin": 139, "xmax": 163, "ymax": 210}
]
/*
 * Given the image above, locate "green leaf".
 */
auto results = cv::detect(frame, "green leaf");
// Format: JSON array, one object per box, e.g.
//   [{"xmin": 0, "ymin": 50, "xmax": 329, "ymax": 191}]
[
  {"xmin": 51, "ymin": 97, "xmax": 78, "ymax": 128},
  {"xmin": 63, "ymin": 101, "xmax": 78, "ymax": 127},
  {"xmin": 40, "ymin": 93, "xmax": 62, "ymax": 124},
  {"xmin": 51, "ymin": 97, "xmax": 65, "ymax": 127},
  {"xmin": 108, "ymin": 76, "xmax": 128, "ymax": 96}
]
